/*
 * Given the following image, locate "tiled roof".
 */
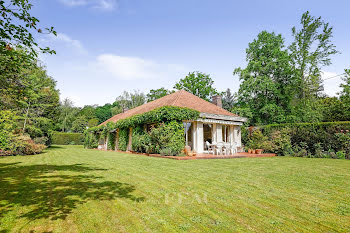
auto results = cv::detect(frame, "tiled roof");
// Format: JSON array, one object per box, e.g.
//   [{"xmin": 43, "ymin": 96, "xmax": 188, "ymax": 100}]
[{"xmin": 100, "ymin": 90, "xmax": 237, "ymax": 126}]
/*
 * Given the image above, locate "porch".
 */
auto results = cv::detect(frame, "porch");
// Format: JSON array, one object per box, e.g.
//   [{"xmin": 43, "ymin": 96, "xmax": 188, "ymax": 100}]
[{"xmin": 184, "ymin": 117, "xmax": 244, "ymax": 154}]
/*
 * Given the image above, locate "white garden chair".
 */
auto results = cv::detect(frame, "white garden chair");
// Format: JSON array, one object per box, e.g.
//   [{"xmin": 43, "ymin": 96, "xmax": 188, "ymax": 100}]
[{"xmin": 205, "ymin": 141, "xmax": 215, "ymax": 155}]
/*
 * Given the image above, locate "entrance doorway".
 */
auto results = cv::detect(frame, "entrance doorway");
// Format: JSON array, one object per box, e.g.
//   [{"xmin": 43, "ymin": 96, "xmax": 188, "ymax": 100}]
[{"xmin": 203, "ymin": 124, "xmax": 212, "ymax": 151}]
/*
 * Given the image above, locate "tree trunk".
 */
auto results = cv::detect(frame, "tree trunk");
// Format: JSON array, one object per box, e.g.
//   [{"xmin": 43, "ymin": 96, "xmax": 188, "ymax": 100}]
[{"xmin": 22, "ymin": 102, "xmax": 31, "ymax": 133}]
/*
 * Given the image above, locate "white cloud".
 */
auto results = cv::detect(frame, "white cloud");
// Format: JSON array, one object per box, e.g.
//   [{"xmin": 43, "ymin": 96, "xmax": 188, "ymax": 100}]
[
  {"xmin": 58, "ymin": 0, "xmax": 118, "ymax": 11},
  {"xmin": 47, "ymin": 33, "xmax": 88, "ymax": 55},
  {"xmin": 321, "ymin": 71, "xmax": 343, "ymax": 97},
  {"xmin": 96, "ymin": 54, "xmax": 182, "ymax": 80}
]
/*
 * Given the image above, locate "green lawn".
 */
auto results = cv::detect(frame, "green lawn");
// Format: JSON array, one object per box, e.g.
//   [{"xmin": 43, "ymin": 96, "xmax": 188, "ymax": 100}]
[{"xmin": 0, "ymin": 146, "xmax": 349, "ymax": 232}]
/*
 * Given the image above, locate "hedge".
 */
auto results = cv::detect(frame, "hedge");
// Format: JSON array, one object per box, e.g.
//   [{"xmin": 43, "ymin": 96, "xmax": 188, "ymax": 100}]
[
  {"xmin": 52, "ymin": 132, "xmax": 84, "ymax": 145},
  {"xmin": 259, "ymin": 121, "xmax": 350, "ymax": 158}
]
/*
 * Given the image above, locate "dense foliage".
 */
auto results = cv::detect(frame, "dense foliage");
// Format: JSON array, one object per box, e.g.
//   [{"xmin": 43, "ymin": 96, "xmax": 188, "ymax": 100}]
[
  {"xmin": 174, "ymin": 71, "xmax": 218, "ymax": 101},
  {"xmin": 0, "ymin": 0, "xmax": 57, "ymax": 155},
  {"xmin": 52, "ymin": 132, "xmax": 84, "ymax": 145},
  {"xmin": 118, "ymin": 128, "xmax": 129, "ymax": 151},
  {"xmin": 233, "ymin": 12, "xmax": 344, "ymax": 125},
  {"xmin": 244, "ymin": 122, "xmax": 350, "ymax": 159}
]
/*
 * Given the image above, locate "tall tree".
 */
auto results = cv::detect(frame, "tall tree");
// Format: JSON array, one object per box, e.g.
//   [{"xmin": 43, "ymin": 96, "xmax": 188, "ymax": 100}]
[
  {"xmin": 339, "ymin": 69, "xmax": 350, "ymax": 100},
  {"xmin": 174, "ymin": 71, "xmax": 218, "ymax": 101},
  {"xmin": 221, "ymin": 88, "xmax": 235, "ymax": 111},
  {"xmin": 289, "ymin": 11, "xmax": 339, "ymax": 100},
  {"xmin": 147, "ymin": 88, "xmax": 172, "ymax": 102},
  {"xmin": 58, "ymin": 98, "xmax": 79, "ymax": 132},
  {"xmin": 113, "ymin": 90, "xmax": 146, "ymax": 113},
  {"xmin": 72, "ymin": 116, "xmax": 88, "ymax": 133},
  {"xmin": 95, "ymin": 103, "xmax": 114, "ymax": 124},
  {"xmin": 20, "ymin": 65, "xmax": 60, "ymax": 134},
  {"xmin": 0, "ymin": 0, "xmax": 56, "ymax": 101},
  {"xmin": 233, "ymin": 31, "xmax": 294, "ymax": 124}
]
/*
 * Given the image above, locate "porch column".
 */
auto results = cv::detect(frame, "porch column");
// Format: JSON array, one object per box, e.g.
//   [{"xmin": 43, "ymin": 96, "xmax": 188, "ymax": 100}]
[
  {"xmin": 192, "ymin": 122, "xmax": 197, "ymax": 152},
  {"xmin": 216, "ymin": 124, "xmax": 223, "ymax": 143},
  {"xmin": 115, "ymin": 129, "xmax": 119, "ymax": 151},
  {"xmin": 233, "ymin": 126, "xmax": 242, "ymax": 147},
  {"xmin": 212, "ymin": 123, "xmax": 217, "ymax": 143},
  {"xmin": 196, "ymin": 122, "xmax": 204, "ymax": 153},
  {"xmin": 104, "ymin": 134, "xmax": 108, "ymax": 150},
  {"xmin": 127, "ymin": 127, "xmax": 133, "ymax": 151},
  {"xmin": 229, "ymin": 125, "xmax": 234, "ymax": 144}
]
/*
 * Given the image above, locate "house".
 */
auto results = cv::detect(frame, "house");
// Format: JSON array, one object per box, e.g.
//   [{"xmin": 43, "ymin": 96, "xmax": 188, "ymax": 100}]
[{"xmin": 97, "ymin": 90, "xmax": 247, "ymax": 154}]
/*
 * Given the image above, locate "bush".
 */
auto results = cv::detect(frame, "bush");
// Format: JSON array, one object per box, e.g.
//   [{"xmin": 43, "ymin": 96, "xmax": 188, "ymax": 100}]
[
  {"xmin": 84, "ymin": 132, "xmax": 98, "ymax": 149},
  {"xmin": 8, "ymin": 135, "xmax": 47, "ymax": 155},
  {"xmin": 269, "ymin": 128, "xmax": 293, "ymax": 156},
  {"xmin": 260, "ymin": 121, "xmax": 350, "ymax": 159},
  {"xmin": 34, "ymin": 136, "xmax": 49, "ymax": 145},
  {"xmin": 335, "ymin": 132, "xmax": 350, "ymax": 159},
  {"xmin": 246, "ymin": 130, "xmax": 273, "ymax": 151},
  {"xmin": 21, "ymin": 140, "xmax": 47, "ymax": 155},
  {"xmin": 52, "ymin": 132, "xmax": 84, "ymax": 145},
  {"xmin": 148, "ymin": 121, "xmax": 185, "ymax": 156},
  {"xmin": 336, "ymin": 151, "xmax": 346, "ymax": 159}
]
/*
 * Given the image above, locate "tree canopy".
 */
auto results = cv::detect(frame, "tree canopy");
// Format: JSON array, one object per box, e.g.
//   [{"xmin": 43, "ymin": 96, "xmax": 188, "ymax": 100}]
[{"xmin": 174, "ymin": 71, "xmax": 218, "ymax": 101}]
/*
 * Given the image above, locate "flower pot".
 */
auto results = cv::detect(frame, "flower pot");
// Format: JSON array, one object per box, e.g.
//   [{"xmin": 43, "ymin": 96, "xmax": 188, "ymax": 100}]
[
  {"xmin": 248, "ymin": 149, "xmax": 253, "ymax": 154},
  {"xmin": 255, "ymin": 149, "xmax": 264, "ymax": 154}
]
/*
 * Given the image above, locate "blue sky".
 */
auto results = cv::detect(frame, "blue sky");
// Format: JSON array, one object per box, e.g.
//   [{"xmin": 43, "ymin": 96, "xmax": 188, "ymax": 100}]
[{"xmin": 33, "ymin": 0, "xmax": 350, "ymax": 106}]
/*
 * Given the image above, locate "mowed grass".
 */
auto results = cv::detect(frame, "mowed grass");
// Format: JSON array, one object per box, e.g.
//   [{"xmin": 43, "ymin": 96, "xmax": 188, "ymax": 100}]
[{"xmin": 0, "ymin": 146, "xmax": 349, "ymax": 232}]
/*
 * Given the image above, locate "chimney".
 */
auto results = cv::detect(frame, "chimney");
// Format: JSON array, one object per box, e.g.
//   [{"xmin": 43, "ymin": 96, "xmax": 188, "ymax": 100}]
[{"xmin": 211, "ymin": 95, "xmax": 222, "ymax": 108}]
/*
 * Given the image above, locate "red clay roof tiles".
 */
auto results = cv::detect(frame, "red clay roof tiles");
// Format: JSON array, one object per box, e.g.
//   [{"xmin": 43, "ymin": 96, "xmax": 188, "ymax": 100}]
[{"xmin": 100, "ymin": 90, "xmax": 237, "ymax": 126}]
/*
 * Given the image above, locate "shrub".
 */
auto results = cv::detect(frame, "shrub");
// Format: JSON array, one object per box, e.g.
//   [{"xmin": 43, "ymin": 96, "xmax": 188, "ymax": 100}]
[
  {"xmin": 52, "ymin": 132, "xmax": 84, "ymax": 145},
  {"xmin": 84, "ymin": 132, "xmax": 98, "ymax": 149},
  {"xmin": 260, "ymin": 121, "xmax": 350, "ymax": 159},
  {"xmin": 335, "ymin": 132, "xmax": 350, "ymax": 159},
  {"xmin": 34, "ymin": 136, "xmax": 49, "ymax": 145},
  {"xmin": 246, "ymin": 129, "xmax": 273, "ymax": 151},
  {"xmin": 21, "ymin": 140, "xmax": 47, "ymax": 155},
  {"xmin": 12, "ymin": 135, "xmax": 47, "ymax": 155},
  {"xmin": 336, "ymin": 151, "xmax": 346, "ymax": 159},
  {"xmin": 0, "ymin": 110, "xmax": 20, "ymax": 152},
  {"xmin": 269, "ymin": 128, "xmax": 293, "ymax": 156},
  {"xmin": 148, "ymin": 121, "xmax": 185, "ymax": 156}
]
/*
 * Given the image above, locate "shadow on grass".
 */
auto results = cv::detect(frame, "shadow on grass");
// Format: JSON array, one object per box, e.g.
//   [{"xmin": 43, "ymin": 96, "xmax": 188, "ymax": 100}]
[
  {"xmin": 46, "ymin": 145, "xmax": 65, "ymax": 150},
  {"xmin": 0, "ymin": 162, "xmax": 144, "ymax": 222}
]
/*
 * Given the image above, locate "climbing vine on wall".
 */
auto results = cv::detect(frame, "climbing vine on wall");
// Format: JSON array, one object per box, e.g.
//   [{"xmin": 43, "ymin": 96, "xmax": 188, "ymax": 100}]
[
  {"xmin": 85, "ymin": 106, "xmax": 200, "ymax": 154},
  {"xmin": 118, "ymin": 128, "xmax": 129, "ymax": 151}
]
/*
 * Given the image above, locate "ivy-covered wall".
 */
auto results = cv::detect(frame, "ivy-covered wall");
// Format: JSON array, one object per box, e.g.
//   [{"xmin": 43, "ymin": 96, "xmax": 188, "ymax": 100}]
[
  {"xmin": 84, "ymin": 106, "xmax": 200, "ymax": 155},
  {"xmin": 107, "ymin": 132, "xmax": 116, "ymax": 150},
  {"xmin": 118, "ymin": 128, "xmax": 129, "ymax": 151}
]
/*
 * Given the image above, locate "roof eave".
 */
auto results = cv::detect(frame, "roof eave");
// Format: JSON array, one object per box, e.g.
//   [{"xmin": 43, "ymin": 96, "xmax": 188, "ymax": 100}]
[{"xmin": 199, "ymin": 112, "xmax": 247, "ymax": 122}]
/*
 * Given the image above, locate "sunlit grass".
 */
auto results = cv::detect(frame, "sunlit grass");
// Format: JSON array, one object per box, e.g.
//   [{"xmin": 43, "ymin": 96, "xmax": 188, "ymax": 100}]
[{"xmin": 0, "ymin": 145, "xmax": 349, "ymax": 232}]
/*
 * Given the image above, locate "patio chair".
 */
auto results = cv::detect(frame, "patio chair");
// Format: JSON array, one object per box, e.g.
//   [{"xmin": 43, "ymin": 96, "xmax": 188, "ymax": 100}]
[
  {"xmin": 205, "ymin": 141, "xmax": 215, "ymax": 155},
  {"xmin": 229, "ymin": 142, "xmax": 237, "ymax": 155},
  {"xmin": 216, "ymin": 142, "xmax": 227, "ymax": 155}
]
